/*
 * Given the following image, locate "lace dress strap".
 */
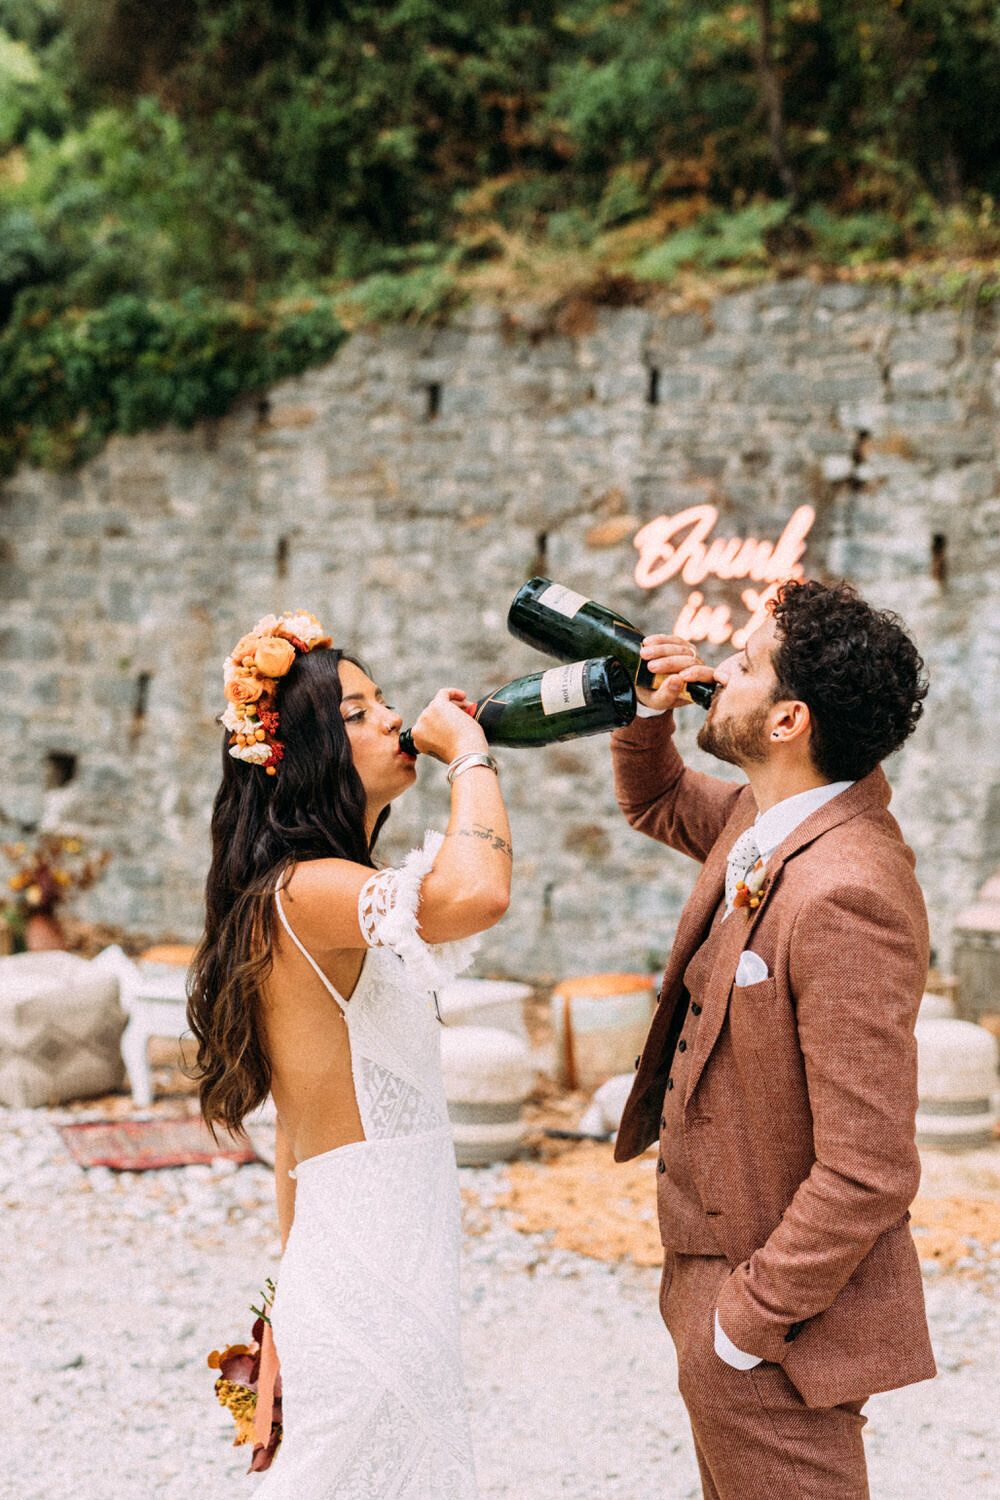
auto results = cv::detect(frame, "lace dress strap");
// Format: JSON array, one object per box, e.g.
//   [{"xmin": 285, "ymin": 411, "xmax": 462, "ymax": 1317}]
[{"xmin": 274, "ymin": 886, "xmax": 349, "ymax": 1013}]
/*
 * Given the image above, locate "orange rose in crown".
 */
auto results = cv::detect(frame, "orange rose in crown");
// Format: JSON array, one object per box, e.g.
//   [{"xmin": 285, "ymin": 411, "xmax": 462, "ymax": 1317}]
[
  {"xmin": 225, "ymin": 675, "xmax": 265, "ymax": 706},
  {"xmin": 732, "ymin": 859, "xmax": 769, "ymax": 917},
  {"xmin": 232, "ymin": 633, "xmax": 264, "ymax": 664},
  {"xmin": 254, "ymin": 636, "xmax": 297, "ymax": 678}
]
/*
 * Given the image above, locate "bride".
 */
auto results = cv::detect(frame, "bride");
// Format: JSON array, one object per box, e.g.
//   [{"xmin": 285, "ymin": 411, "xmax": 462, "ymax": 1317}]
[{"xmin": 187, "ymin": 610, "xmax": 512, "ymax": 1496}]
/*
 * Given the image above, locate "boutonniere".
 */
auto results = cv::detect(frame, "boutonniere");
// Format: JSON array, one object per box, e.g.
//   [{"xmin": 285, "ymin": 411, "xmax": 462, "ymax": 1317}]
[{"xmin": 732, "ymin": 859, "xmax": 769, "ymax": 919}]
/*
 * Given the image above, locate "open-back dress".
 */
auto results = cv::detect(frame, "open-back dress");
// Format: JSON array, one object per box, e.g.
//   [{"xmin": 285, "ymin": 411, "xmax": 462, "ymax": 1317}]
[{"xmin": 253, "ymin": 832, "xmax": 479, "ymax": 1499}]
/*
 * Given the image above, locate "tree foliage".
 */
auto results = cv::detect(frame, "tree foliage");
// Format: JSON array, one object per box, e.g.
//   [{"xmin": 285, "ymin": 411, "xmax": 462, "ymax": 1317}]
[{"xmin": 3, "ymin": 0, "xmax": 1000, "ymax": 471}]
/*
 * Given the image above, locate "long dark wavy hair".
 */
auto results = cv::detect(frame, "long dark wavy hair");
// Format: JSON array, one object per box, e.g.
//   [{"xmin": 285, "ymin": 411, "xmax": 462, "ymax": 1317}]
[{"xmin": 187, "ymin": 646, "xmax": 388, "ymax": 1138}]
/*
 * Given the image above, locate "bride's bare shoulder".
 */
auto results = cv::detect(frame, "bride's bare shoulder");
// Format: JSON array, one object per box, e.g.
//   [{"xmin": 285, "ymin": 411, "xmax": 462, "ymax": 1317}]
[{"xmin": 276, "ymin": 857, "xmax": 379, "ymax": 953}]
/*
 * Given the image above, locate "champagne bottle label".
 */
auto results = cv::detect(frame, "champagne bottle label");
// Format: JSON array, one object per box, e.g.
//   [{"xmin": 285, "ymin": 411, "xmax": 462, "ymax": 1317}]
[
  {"xmin": 539, "ymin": 662, "xmax": 589, "ymax": 715},
  {"xmin": 536, "ymin": 582, "xmax": 589, "ymax": 619}
]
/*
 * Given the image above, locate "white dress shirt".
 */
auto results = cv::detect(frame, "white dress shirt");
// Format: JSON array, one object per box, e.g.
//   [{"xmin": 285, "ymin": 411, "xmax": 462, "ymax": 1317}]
[{"xmin": 714, "ymin": 776, "xmax": 853, "ymax": 1368}]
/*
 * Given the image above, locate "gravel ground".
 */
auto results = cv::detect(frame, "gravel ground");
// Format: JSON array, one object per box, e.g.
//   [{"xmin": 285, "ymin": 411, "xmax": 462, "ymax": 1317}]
[{"xmin": 4, "ymin": 1107, "xmax": 999, "ymax": 1500}]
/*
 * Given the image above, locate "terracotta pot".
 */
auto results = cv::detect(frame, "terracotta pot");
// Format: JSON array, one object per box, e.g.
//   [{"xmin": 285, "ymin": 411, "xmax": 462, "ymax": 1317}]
[{"xmin": 25, "ymin": 912, "xmax": 66, "ymax": 951}]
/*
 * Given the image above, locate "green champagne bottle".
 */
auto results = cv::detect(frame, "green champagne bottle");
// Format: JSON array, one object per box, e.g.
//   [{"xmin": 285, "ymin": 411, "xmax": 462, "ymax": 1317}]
[
  {"xmin": 398, "ymin": 656, "xmax": 636, "ymax": 757},
  {"xmin": 507, "ymin": 576, "xmax": 717, "ymax": 709}
]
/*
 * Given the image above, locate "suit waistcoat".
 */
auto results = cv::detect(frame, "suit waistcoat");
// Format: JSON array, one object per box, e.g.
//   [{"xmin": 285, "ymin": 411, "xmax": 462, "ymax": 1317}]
[{"xmin": 657, "ymin": 896, "xmax": 729, "ymax": 1253}]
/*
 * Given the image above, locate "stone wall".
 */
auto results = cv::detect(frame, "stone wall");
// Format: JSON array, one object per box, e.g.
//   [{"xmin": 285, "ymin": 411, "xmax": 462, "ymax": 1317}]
[{"xmin": 2, "ymin": 279, "xmax": 999, "ymax": 979}]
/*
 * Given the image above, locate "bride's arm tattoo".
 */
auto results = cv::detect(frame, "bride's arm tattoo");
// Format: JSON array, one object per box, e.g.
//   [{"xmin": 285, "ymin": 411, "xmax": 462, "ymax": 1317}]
[{"xmin": 451, "ymin": 824, "xmax": 513, "ymax": 859}]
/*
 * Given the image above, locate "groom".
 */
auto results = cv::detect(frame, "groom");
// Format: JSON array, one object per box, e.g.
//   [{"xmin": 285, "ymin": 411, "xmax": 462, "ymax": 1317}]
[{"xmin": 611, "ymin": 579, "xmax": 935, "ymax": 1499}]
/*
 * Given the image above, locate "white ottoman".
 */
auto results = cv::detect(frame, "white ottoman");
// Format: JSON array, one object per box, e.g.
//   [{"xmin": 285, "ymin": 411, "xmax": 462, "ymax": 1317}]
[
  {"xmin": 0, "ymin": 952, "xmax": 127, "ymax": 1107},
  {"xmin": 915, "ymin": 1017, "xmax": 999, "ymax": 1149},
  {"xmin": 440, "ymin": 1025, "xmax": 534, "ymax": 1167},
  {"xmin": 436, "ymin": 978, "xmax": 532, "ymax": 1041},
  {"xmin": 917, "ymin": 991, "xmax": 955, "ymax": 1021}
]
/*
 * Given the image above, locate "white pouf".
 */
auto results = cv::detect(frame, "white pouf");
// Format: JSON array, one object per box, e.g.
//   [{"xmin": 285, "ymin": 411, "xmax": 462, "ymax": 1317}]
[
  {"xmin": 0, "ymin": 951, "xmax": 127, "ymax": 1108},
  {"xmin": 915, "ymin": 1017, "xmax": 999, "ymax": 1149},
  {"xmin": 918, "ymin": 990, "xmax": 956, "ymax": 1021},
  {"xmin": 440, "ymin": 1025, "xmax": 534, "ymax": 1167},
  {"xmin": 577, "ymin": 1072, "xmax": 636, "ymax": 1138},
  {"xmin": 436, "ymin": 978, "xmax": 532, "ymax": 1041}
]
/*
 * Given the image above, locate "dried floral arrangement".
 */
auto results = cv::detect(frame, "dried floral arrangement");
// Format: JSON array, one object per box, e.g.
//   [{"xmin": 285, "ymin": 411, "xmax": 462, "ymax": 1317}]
[{"xmin": 2, "ymin": 832, "xmax": 110, "ymax": 948}]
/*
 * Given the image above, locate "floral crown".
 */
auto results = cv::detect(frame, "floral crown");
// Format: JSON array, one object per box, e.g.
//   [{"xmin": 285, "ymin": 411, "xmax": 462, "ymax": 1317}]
[{"xmin": 222, "ymin": 611, "xmax": 332, "ymax": 774}]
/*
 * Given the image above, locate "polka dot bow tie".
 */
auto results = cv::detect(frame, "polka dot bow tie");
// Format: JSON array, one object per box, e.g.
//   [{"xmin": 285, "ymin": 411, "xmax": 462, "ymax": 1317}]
[{"xmin": 725, "ymin": 827, "xmax": 762, "ymax": 914}]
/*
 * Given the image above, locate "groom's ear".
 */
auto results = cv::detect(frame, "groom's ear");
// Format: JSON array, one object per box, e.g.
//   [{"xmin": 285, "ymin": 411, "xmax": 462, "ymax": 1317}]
[{"xmin": 767, "ymin": 699, "xmax": 811, "ymax": 749}]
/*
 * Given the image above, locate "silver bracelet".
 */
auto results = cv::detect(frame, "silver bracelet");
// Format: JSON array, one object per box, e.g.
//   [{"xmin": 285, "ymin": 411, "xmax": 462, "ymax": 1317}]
[{"xmin": 446, "ymin": 752, "xmax": 499, "ymax": 785}]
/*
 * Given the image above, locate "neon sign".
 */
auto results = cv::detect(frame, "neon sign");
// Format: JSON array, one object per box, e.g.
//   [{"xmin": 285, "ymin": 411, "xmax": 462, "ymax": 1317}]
[{"xmin": 633, "ymin": 504, "xmax": 815, "ymax": 649}]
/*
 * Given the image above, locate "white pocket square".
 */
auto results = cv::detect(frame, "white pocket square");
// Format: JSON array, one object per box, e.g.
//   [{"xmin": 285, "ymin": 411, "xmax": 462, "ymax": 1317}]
[{"xmin": 735, "ymin": 951, "xmax": 770, "ymax": 986}]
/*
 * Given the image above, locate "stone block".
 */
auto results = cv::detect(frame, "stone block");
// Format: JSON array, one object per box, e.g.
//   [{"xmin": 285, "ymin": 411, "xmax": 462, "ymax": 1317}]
[
  {"xmin": 816, "ymin": 283, "xmax": 870, "ymax": 311},
  {"xmin": 646, "ymin": 310, "xmax": 708, "ymax": 353},
  {"xmin": 648, "ymin": 371, "xmax": 705, "ymax": 403},
  {"xmin": 441, "ymin": 385, "xmax": 489, "ymax": 417},
  {"xmin": 26, "ymin": 673, "xmax": 62, "ymax": 707},
  {"xmin": 0, "ymin": 623, "xmax": 59, "ymax": 661},
  {"xmin": 889, "ymin": 364, "xmax": 951, "ymax": 397},
  {"xmin": 60, "ymin": 572, "xmax": 97, "ymax": 600},
  {"xmin": 889, "ymin": 398, "xmax": 966, "ymax": 428},
  {"xmin": 114, "ymin": 474, "xmax": 170, "ymax": 514},
  {"xmin": 757, "ymin": 279, "xmax": 814, "ymax": 307},
  {"xmin": 811, "ymin": 371, "xmax": 884, "ymax": 404},
  {"xmin": 746, "ymin": 371, "xmax": 811, "ymax": 407},
  {"xmin": 0, "ymin": 564, "xmax": 29, "ymax": 600},
  {"xmin": 266, "ymin": 403, "xmax": 318, "ymax": 429},
  {"xmin": 836, "ymin": 401, "xmax": 891, "ymax": 435},
  {"xmin": 807, "ymin": 432, "xmax": 854, "ymax": 456},
  {"xmin": 820, "ymin": 454, "xmax": 855, "ymax": 483},
  {"xmin": 710, "ymin": 293, "xmax": 760, "ymax": 336},
  {"xmin": 759, "ymin": 305, "xmax": 800, "ymax": 333},
  {"xmin": 591, "ymin": 368, "xmax": 647, "ymax": 404},
  {"xmin": 62, "ymin": 511, "xmax": 107, "ymax": 539},
  {"xmin": 888, "ymin": 333, "xmax": 958, "ymax": 365},
  {"xmin": 106, "ymin": 580, "xmax": 137, "ymax": 623},
  {"xmin": 691, "ymin": 342, "xmax": 746, "ymax": 370}
]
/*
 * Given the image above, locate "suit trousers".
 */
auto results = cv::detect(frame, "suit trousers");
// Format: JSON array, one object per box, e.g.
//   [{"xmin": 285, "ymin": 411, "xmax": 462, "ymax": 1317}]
[{"xmin": 660, "ymin": 1252, "xmax": 870, "ymax": 1500}]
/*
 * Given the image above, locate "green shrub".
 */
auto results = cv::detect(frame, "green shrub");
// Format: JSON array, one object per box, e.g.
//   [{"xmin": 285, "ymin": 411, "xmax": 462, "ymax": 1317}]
[
  {"xmin": 0, "ymin": 291, "xmax": 346, "ymax": 475},
  {"xmin": 633, "ymin": 201, "xmax": 791, "ymax": 282},
  {"xmin": 340, "ymin": 263, "xmax": 462, "ymax": 326}
]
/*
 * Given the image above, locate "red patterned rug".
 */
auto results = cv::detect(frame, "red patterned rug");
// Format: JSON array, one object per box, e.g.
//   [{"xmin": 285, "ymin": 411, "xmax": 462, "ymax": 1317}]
[{"xmin": 57, "ymin": 1116, "xmax": 259, "ymax": 1171}]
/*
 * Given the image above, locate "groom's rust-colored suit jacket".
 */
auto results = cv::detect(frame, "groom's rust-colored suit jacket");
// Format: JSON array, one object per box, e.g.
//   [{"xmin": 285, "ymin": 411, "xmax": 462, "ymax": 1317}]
[{"xmin": 611, "ymin": 713, "xmax": 936, "ymax": 1410}]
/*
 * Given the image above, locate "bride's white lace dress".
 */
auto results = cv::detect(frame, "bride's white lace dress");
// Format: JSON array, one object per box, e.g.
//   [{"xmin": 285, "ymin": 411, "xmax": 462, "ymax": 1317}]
[{"xmin": 254, "ymin": 833, "xmax": 479, "ymax": 1498}]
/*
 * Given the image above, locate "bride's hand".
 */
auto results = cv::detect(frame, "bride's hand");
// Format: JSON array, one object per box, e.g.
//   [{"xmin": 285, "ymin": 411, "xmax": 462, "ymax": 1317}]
[{"xmin": 408, "ymin": 688, "xmax": 488, "ymax": 763}]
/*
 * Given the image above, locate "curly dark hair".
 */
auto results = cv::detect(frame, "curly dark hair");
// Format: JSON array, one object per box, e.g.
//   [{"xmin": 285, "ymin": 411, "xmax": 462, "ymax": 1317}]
[{"xmin": 769, "ymin": 579, "xmax": 928, "ymax": 782}]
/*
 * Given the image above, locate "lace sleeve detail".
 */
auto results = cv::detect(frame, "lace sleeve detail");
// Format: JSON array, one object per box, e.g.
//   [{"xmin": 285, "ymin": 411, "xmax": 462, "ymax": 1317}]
[{"xmin": 357, "ymin": 830, "xmax": 480, "ymax": 993}]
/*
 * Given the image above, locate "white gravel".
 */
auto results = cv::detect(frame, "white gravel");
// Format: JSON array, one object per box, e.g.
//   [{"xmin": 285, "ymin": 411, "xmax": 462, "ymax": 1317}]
[{"xmin": 4, "ymin": 1108, "xmax": 998, "ymax": 1500}]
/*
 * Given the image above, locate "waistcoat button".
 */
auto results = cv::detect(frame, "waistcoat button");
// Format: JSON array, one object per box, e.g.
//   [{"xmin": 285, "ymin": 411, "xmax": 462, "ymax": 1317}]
[
  {"xmin": 678, "ymin": 1039, "xmax": 687, "ymax": 1052},
  {"xmin": 666, "ymin": 1077, "xmax": 674, "ymax": 1091},
  {"xmin": 691, "ymin": 1003, "xmax": 702, "ymax": 1015},
  {"xmin": 657, "ymin": 1159, "xmax": 665, "ymax": 1174}
]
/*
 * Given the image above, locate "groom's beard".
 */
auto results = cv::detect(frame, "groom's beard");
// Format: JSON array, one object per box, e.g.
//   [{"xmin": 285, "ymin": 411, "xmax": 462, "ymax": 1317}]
[{"xmin": 697, "ymin": 700, "xmax": 771, "ymax": 768}]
